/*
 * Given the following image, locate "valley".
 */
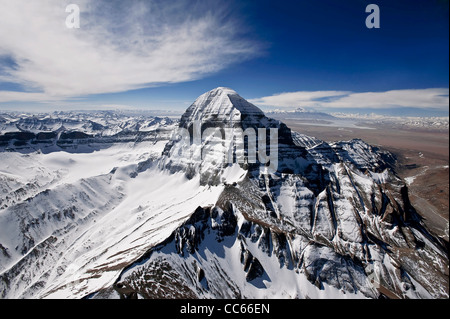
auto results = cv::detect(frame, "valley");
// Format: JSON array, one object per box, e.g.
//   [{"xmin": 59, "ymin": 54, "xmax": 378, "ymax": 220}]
[{"xmin": 0, "ymin": 88, "xmax": 448, "ymax": 299}]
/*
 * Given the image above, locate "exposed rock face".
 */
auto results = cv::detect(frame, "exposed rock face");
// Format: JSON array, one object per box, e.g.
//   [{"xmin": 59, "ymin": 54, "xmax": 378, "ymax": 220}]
[
  {"xmin": 0, "ymin": 88, "xmax": 447, "ymax": 299},
  {"xmin": 160, "ymin": 87, "xmax": 307, "ymax": 185},
  {"xmin": 179, "ymin": 87, "xmax": 266, "ymax": 125},
  {"xmin": 108, "ymin": 88, "xmax": 448, "ymax": 299}
]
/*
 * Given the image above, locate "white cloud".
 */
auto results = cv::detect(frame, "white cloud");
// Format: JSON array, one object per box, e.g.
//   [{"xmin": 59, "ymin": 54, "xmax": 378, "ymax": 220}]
[
  {"xmin": 327, "ymin": 88, "xmax": 449, "ymax": 109},
  {"xmin": 249, "ymin": 91, "xmax": 351, "ymax": 108},
  {"xmin": 250, "ymin": 88, "xmax": 450, "ymax": 110},
  {"xmin": 0, "ymin": 91, "xmax": 62, "ymax": 103},
  {"xmin": 0, "ymin": 0, "xmax": 260, "ymax": 102}
]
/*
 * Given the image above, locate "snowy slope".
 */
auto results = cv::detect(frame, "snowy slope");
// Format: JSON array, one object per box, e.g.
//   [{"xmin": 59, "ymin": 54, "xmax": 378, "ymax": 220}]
[
  {"xmin": 94, "ymin": 88, "xmax": 448, "ymax": 299},
  {"xmin": 0, "ymin": 111, "xmax": 177, "ymax": 153},
  {"xmin": 0, "ymin": 88, "xmax": 448, "ymax": 299},
  {"xmin": 111, "ymin": 204, "xmax": 369, "ymax": 299},
  {"xmin": 0, "ymin": 144, "xmax": 225, "ymax": 298}
]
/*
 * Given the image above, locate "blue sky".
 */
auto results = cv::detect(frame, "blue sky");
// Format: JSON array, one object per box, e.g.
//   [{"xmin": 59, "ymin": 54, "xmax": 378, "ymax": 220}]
[{"xmin": 0, "ymin": 0, "xmax": 448, "ymax": 115}]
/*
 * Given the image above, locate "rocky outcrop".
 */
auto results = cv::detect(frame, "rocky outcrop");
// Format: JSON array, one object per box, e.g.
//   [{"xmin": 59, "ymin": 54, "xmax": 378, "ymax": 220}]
[
  {"xmin": 108, "ymin": 88, "xmax": 448, "ymax": 299},
  {"xmin": 1, "ymin": 88, "xmax": 447, "ymax": 299}
]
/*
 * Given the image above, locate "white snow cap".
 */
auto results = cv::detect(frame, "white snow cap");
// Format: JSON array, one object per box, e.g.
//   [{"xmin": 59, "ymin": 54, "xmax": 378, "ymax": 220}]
[
  {"xmin": 212, "ymin": 87, "xmax": 237, "ymax": 94},
  {"xmin": 181, "ymin": 87, "xmax": 264, "ymax": 123}
]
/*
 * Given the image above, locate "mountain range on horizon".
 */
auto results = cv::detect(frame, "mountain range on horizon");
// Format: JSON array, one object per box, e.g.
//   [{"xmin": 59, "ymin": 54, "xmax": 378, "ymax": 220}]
[
  {"xmin": 266, "ymin": 107, "xmax": 336, "ymax": 121},
  {"xmin": 0, "ymin": 87, "xmax": 448, "ymax": 299}
]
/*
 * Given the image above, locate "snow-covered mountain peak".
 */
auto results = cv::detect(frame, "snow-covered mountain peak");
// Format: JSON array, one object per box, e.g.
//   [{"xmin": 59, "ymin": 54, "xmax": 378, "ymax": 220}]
[
  {"xmin": 212, "ymin": 86, "xmax": 237, "ymax": 94},
  {"xmin": 180, "ymin": 87, "xmax": 265, "ymax": 126},
  {"xmin": 161, "ymin": 88, "xmax": 305, "ymax": 185},
  {"xmin": 0, "ymin": 91, "xmax": 447, "ymax": 300}
]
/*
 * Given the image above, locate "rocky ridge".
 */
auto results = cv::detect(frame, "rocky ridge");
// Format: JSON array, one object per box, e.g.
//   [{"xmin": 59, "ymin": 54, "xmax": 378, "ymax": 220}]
[{"xmin": 104, "ymin": 88, "xmax": 449, "ymax": 299}]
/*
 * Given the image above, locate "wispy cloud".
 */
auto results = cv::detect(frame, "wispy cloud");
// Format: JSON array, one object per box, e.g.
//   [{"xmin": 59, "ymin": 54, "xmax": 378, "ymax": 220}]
[
  {"xmin": 0, "ymin": 91, "xmax": 63, "ymax": 103},
  {"xmin": 250, "ymin": 88, "xmax": 450, "ymax": 111},
  {"xmin": 0, "ymin": 0, "xmax": 261, "ymax": 102},
  {"xmin": 249, "ymin": 91, "xmax": 351, "ymax": 108}
]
